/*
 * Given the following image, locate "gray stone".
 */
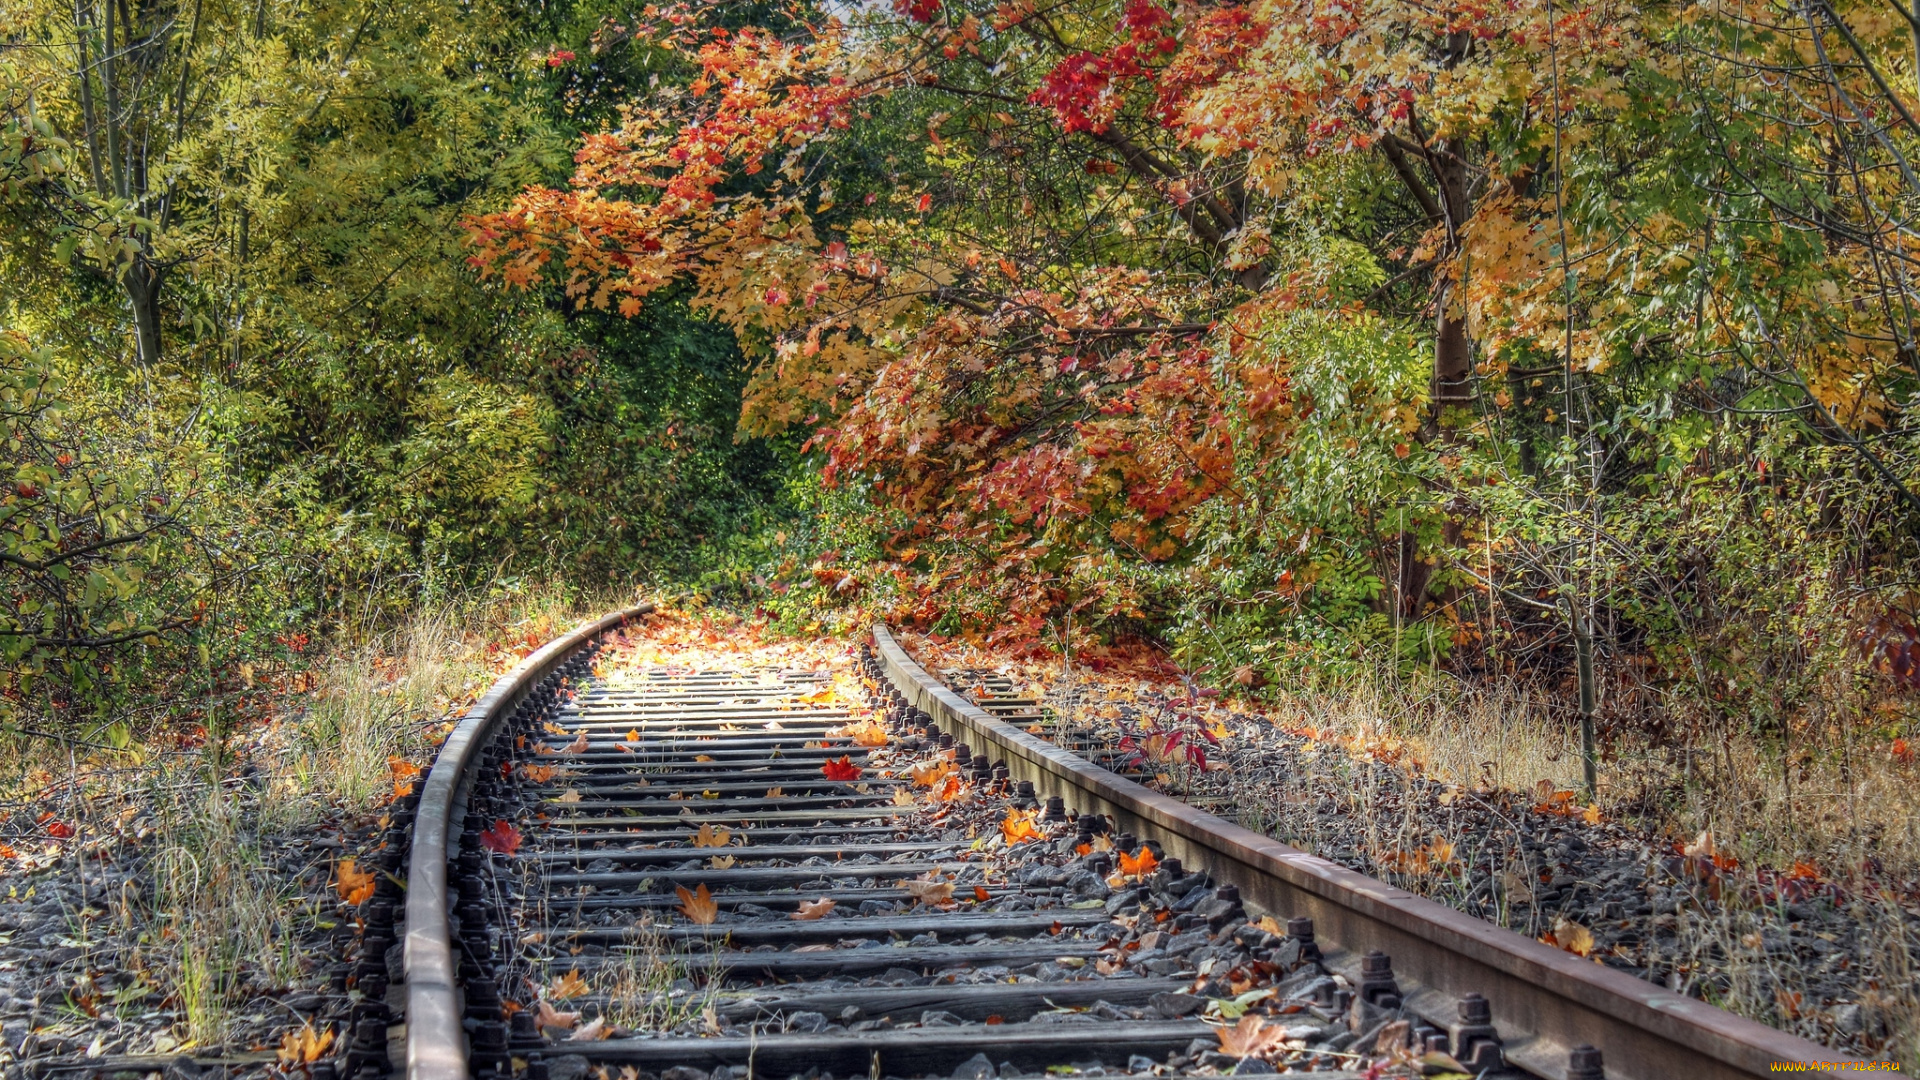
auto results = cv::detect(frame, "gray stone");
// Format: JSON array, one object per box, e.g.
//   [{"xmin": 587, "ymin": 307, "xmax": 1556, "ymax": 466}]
[
  {"xmin": 785, "ymin": 1010, "xmax": 829, "ymax": 1033},
  {"xmin": 1064, "ymin": 871, "xmax": 1110, "ymax": 901},
  {"xmin": 1149, "ymin": 991, "xmax": 1206, "ymax": 1018},
  {"xmin": 1126, "ymin": 1056, "xmax": 1156, "ymax": 1073},
  {"xmin": 1231, "ymin": 1059, "xmax": 1277, "ymax": 1075},
  {"xmin": 951, "ymin": 1052, "xmax": 997, "ymax": 1079},
  {"xmin": 549, "ymin": 1055, "xmax": 593, "ymax": 1080}
]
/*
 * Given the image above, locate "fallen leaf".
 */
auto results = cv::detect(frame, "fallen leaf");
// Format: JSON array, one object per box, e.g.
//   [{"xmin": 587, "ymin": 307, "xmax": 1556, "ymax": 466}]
[
  {"xmin": 556, "ymin": 789, "xmax": 582, "ymax": 803},
  {"xmin": 535, "ymin": 998, "xmax": 579, "ymax": 1030},
  {"xmin": 691, "ymin": 823, "xmax": 733, "ymax": 848},
  {"xmin": 276, "ymin": 1024, "xmax": 334, "ymax": 1066},
  {"xmin": 892, "ymin": 788, "xmax": 916, "ymax": 806},
  {"xmin": 766, "ymin": 786, "xmax": 785, "ymax": 798},
  {"xmin": 547, "ymin": 969, "xmax": 590, "ymax": 1000},
  {"xmin": 1118, "ymin": 846, "xmax": 1158, "ymax": 878},
  {"xmin": 708, "ymin": 854, "xmax": 737, "ymax": 869},
  {"xmin": 830, "ymin": 719, "xmax": 890, "ymax": 747},
  {"xmin": 677, "ymin": 883, "xmax": 719, "ymax": 924},
  {"xmin": 792, "ymin": 897, "xmax": 836, "ymax": 920},
  {"xmin": 521, "ymin": 763, "xmax": 559, "ymax": 783},
  {"xmin": 1215, "ymin": 1014, "xmax": 1286, "ymax": 1058},
  {"xmin": 480, "ymin": 819, "xmax": 523, "ymax": 856},
  {"xmin": 973, "ymin": 885, "xmax": 991, "ymax": 902},
  {"xmin": 567, "ymin": 1016, "xmax": 609, "ymax": 1042},
  {"xmin": 904, "ymin": 873, "xmax": 955, "ymax": 907},
  {"xmin": 821, "ymin": 756, "xmax": 862, "ymax": 781},
  {"xmin": 695, "ymin": 754, "xmax": 714, "ymax": 762},
  {"xmin": 1548, "ymin": 917, "xmax": 1596, "ymax": 957},
  {"xmin": 1002, "ymin": 807, "xmax": 1043, "ymax": 844},
  {"xmin": 627, "ymin": 729, "xmax": 641, "ymax": 742},
  {"xmin": 908, "ymin": 759, "xmax": 956, "ymax": 788},
  {"xmin": 335, "ymin": 859, "xmax": 377, "ymax": 906}
]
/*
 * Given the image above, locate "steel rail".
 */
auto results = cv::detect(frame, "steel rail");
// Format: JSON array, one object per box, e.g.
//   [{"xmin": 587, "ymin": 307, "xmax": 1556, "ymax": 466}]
[
  {"xmin": 405, "ymin": 604, "xmax": 653, "ymax": 1080},
  {"xmin": 871, "ymin": 623, "xmax": 1857, "ymax": 1080}
]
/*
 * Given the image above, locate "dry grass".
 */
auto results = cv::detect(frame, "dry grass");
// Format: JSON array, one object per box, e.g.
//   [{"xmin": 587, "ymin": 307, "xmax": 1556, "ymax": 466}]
[
  {"xmin": 908, "ymin": 631, "xmax": 1920, "ymax": 1064},
  {"xmin": 1, "ymin": 584, "xmax": 633, "ymax": 1051}
]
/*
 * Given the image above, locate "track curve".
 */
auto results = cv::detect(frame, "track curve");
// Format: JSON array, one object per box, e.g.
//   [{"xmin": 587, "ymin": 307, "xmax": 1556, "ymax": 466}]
[{"xmin": 380, "ymin": 609, "xmax": 1856, "ymax": 1080}]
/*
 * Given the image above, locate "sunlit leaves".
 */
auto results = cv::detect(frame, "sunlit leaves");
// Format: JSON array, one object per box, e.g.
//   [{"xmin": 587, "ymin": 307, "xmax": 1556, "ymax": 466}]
[{"xmin": 334, "ymin": 859, "xmax": 377, "ymax": 907}]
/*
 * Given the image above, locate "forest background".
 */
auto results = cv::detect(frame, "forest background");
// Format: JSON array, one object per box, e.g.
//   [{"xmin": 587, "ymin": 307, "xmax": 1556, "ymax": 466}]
[{"xmin": 6, "ymin": 0, "xmax": 1920, "ymax": 1042}]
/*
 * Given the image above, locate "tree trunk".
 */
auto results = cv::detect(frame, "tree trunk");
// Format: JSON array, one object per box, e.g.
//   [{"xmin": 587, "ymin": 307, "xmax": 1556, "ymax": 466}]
[{"xmin": 124, "ymin": 251, "xmax": 165, "ymax": 365}]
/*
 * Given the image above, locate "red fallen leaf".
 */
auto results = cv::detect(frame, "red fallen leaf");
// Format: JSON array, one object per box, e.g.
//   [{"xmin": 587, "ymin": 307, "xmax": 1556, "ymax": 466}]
[
  {"xmin": 479, "ymin": 819, "xmax": 523, "ymax": 855},
  {"xmin": 821, "ymin": 756, "xmax": 862, "ymax": 781},
  {"xmin": 43, "ymin": 819, "xmax": 74, "ymax": 839},
  {"xmin": 972, "ymin": 885, "xmax": 990, "ymax": 902}
]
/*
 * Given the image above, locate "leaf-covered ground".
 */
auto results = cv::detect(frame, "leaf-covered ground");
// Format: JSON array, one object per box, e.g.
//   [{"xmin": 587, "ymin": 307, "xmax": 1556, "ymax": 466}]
[{"xmin": 903, "ymin": 632, "xmax": 1920, "ymax": 1064}]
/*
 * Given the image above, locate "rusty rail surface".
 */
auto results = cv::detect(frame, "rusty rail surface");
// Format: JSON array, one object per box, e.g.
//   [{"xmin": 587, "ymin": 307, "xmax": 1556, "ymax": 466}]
[
  {"xmin": 405, "ymin": 604, "xmax": 653, "ymax": 1080},
  {"xmin": 871, "ymin": 623, "xmax": 1854, "ymax": 1080}
]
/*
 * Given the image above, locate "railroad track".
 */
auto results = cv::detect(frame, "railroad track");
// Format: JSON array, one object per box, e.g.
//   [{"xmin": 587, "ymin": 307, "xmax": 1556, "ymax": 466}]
[{"xmin": 372, "ymin": 608, "xmax": 1856, "ymax": 1080}]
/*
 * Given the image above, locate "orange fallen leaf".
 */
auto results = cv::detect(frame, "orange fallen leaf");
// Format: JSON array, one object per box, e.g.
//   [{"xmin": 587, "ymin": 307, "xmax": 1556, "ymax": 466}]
[
  {"xmin": 691, "ymin": 823, "xmax": 733, "ymax": 848},
  {"xmin": 830, "ymin": 719, "xmax": 890, "ymax": 747},
  {"xmin": 766, "ymin": 786, "xmax": 785, "ymax": 798},
  {"xmin": 1001, "ymin": 807, "xmax": 1043, "ymax": 845},
  {"xmin": 677, "ymin": 883, "xmax": 719, "ymax": 924},
  {"xmin": 276, "ymin": 1023, "xmax": 335, "ymax": 1065},
  {"xmin": 792, "ymin": 897, "xmax": 836, "ymax": 920},
  {"xmin": 908, "ymin": 759, "xmax": 956, "ymax": 788},
  {"xmin": 695, "ymin": 754, "xmax": 714, "ymax": 762},
  {"xmin": 627, "ymin": 729, "xmax": 641, "ymax": 742},
  {"xmin": 335, "ymin": 859, "xmax": 377, "ymax": 906},
  {"xmin": 559, "ymin": 730, "xmax": 590, "ymax": 754},
  {"xmin": 520, "ymin": 763, "xmax": 559, "ymax": 783},
  {"xmin": 547, "ymin": 969, "xmax": 590, "ymax": 1000},
  {"xmin": 821, "ymin": 756, "xmax": 862, "ymax": 782},
  {"xmin": 1117, "ymin": 846, "xmax": 1158, "ymax": 878},
  {"xmin": 973, "ymin": 885, "xmax": 990, "ymax": 902}
]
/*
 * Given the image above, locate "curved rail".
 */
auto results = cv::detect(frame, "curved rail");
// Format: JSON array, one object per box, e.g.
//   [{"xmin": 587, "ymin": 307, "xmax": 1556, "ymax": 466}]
[
  {"xmin": 871, "ymin": 623, "xmax": 1852, "ymax": 1080},
  {"xmin": 405, "ymin": 603, "xmax": 653, "ymax": 1080}
]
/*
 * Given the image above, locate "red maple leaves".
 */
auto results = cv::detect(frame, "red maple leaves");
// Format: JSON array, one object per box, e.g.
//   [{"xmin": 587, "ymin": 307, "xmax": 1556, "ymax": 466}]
[
  {"xmin": 821, "ymin": 756, "xmax": 863, "ymax": 781},
  {"xmin": 479, "ymin": 819, "xmax": 523, "ymax": 856}
]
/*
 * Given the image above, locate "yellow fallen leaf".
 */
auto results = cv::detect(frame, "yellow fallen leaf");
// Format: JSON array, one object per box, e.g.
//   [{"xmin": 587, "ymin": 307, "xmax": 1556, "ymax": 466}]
[
  {"xmin": 691, "ymin": 823, "xmax": 732, "ymax": 848},
  {"xmin": 557, "ymin": 789, "xmax": 582, "ymax": 803},
  {"xmin": 709, "ymin": 854, "xmax": 737, "ymax": 869}
]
